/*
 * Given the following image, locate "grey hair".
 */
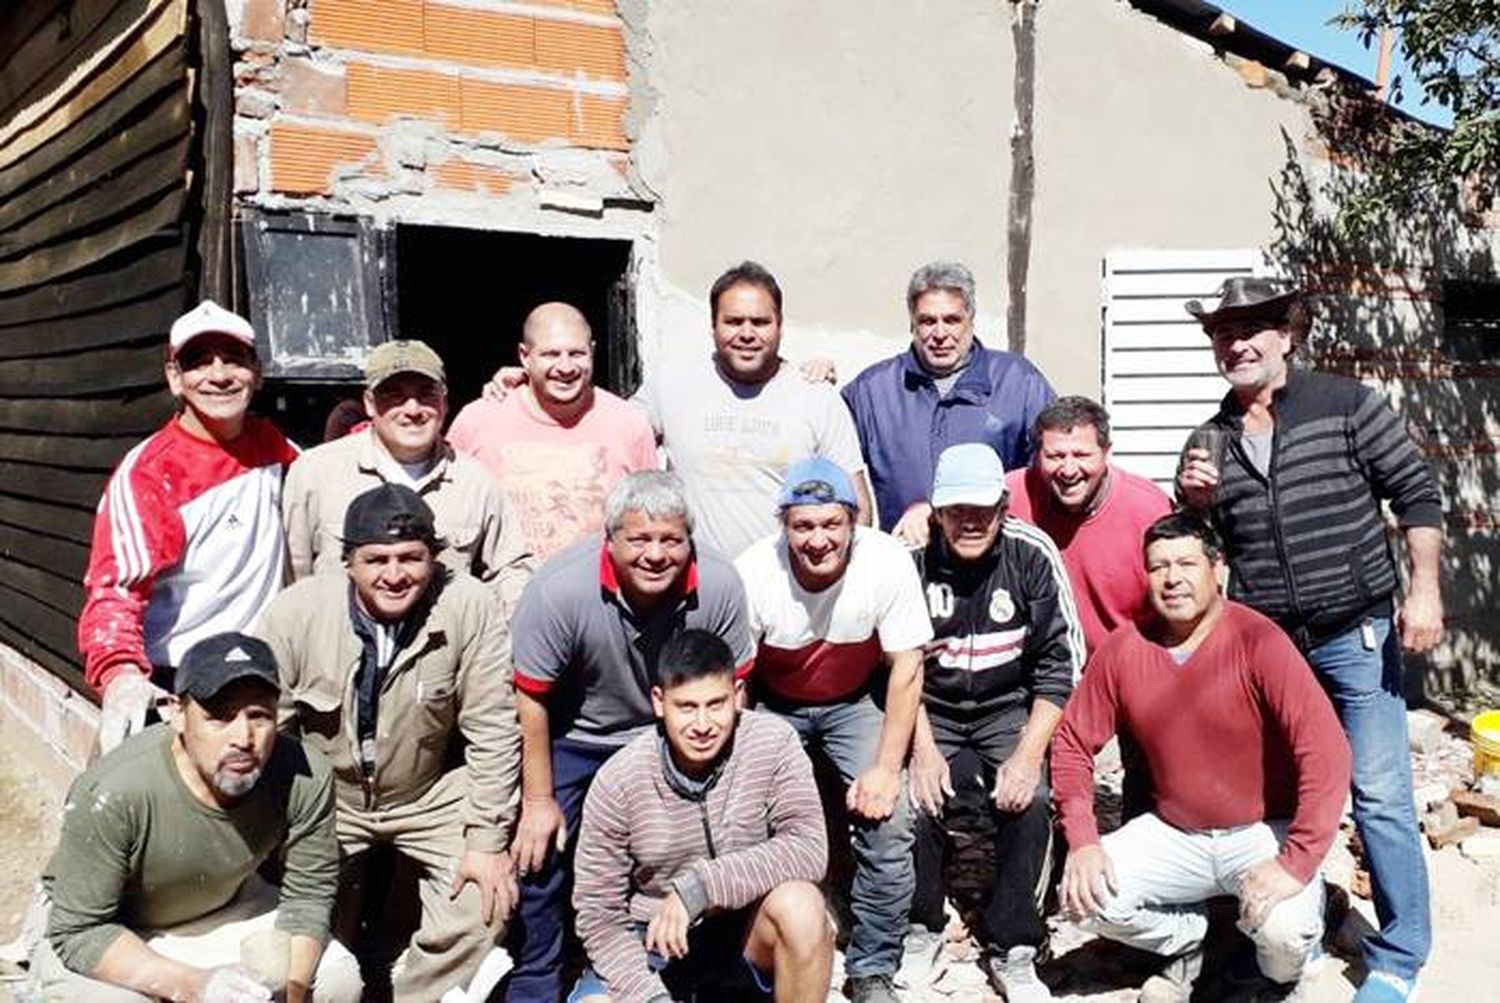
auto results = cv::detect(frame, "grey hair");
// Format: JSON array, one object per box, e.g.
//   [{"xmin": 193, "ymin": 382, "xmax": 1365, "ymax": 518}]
[
  {"xmin": 604, "ymin": 470, "xmax": 695, "ymax": 536},
  {"xmin": 906, "ymin": 261, "xmax": 976, "ymax": 318}
]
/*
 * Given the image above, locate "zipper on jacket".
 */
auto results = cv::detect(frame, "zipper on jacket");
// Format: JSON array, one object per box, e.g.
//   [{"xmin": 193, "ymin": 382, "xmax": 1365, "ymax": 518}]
[{"xmin": 1261, "ymin": 419, "xmax": 1304, "ymax": 625}]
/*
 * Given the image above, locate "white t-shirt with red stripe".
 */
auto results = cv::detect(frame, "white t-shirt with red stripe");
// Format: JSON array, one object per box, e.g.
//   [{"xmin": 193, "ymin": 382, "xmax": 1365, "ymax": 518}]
[
  {"xmin": 736, "ymin": 525, "xmax": 933, "ymax": 703},
  {"xmin": 78, "ymin": 416, "xmax": 298, "ymax": 691}
]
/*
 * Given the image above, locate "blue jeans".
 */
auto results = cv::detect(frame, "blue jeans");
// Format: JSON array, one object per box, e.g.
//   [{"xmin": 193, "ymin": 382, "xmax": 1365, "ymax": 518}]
[
  {"xmin": 1307, "ymin": 617, "xmax": 1430, "ymax": 980},
  {"xmin": 505, "ymin": 738, "xmax": 620, "ymax": 1002},
  {"xmin": 763, "ymin": 693, "xmax": 914, "ymax": 979}
]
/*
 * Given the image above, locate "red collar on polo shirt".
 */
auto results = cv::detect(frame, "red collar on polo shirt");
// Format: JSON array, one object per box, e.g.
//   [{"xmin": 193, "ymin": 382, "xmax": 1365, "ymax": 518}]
[{"xmin": 597, "ymin": 540, "xmax": 701, "ymax": 600}]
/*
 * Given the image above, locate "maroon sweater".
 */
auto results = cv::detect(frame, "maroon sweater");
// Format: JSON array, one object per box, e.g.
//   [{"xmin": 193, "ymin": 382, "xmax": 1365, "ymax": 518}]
[{"xmin": 1051, "ymin": 601, "xmax": 1351, "ymax": 883}]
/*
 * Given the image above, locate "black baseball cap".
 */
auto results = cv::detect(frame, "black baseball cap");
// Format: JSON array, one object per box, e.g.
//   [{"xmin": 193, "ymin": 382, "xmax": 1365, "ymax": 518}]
[
  {"xmin": 341, "ymin": 483, "xmax": 438, "ymax": 550},
  {"xmin": 175, "ymin": 632, "xmax": 280, "ymax": 702}
]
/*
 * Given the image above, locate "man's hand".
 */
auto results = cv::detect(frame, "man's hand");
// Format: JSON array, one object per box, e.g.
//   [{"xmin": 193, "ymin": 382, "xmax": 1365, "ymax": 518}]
[
  {"xmin": 1176, "ymin": 448, "xmax": 1219, "ymax": 511},
  {"xmin": 510, "ymin": 796, "xmax": 567, "ymax": 876},
  {"xmin": 644, "ymin": 891, "xmax": 692, "ymax": 962},
  {"xmin": 992, "ymin": 750, "xmax": 1043, "ymax": 814},
  {"xmin": 797, "ymin": 357, "xmax": 838, "ymax": 385},
  {"xmin": 482, "ymin": 366, "xmax": 528, "ymax": 402},
  {"xmin": 198, "ymin": 965, "xmax": 273, "ymax": 1003},
  {"xmin": 892, "ymin": 502, "xmax": 933, "ymax": 548},
  {"xmin": 1060, "ymin": 844, "xmax": 1117, "ymax": 920},
  {"xmin": 1237, "ymin": 858, "xmax": 1304, "ymax": 929},
  {"xmin": 847, "ymin": 765, "xmax": 901, "ymax": 821},
  {"xmin": 1398, "ymin": 587, "xmax": 1444, "ymax": 653},
  {"xmin": 909, "ymin": 735, "xmax": 952, "ymax": 816},
  {"xmin": 450, "ymin": 849, "xmax": 519, "ymax": 925},
  {"xmin": 98, "ymin": 671, "xmax": 167, "ymax": 755}
]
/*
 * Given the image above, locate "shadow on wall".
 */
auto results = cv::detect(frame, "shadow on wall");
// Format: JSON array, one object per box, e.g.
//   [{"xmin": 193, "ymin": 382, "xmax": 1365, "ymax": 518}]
[{"xmin": 1265, "ymin": 88, "xmax": 1499, "ymax": 707}]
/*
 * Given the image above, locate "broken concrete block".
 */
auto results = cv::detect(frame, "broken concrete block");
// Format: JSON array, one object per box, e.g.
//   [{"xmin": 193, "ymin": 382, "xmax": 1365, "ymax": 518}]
[
  {"xmin": 1407, "ymin": 710, "xmax": 1447, "ymax": 754},
  {"xmin": 1320, "ymin": 839, "xmax": 1358, "ymax": 891},
  {"xmin": 1426, "ymin": 814, "xmax": 1479, "ymax": 850},
  {"xmin": 1452, "ymin": 790, "xmax": 1500, "ymax": 828},
  {"xmin": 1422, "ymin": 799, "xmax": 1459, "ymax": 834},
  {"xmin": 1459, "ymin": 829, "xmax": 1500, "ymax": 860},
  {"xmin": 1412, "ymin": 781, "xmax": 1451, "ymax": 810}
]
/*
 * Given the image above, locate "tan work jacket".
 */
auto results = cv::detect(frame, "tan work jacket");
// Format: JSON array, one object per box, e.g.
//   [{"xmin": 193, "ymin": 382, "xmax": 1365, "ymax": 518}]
[
  {"xmin": 282, "ymin": 428, "xmax": 534, "ymax": 614},
  {"xmin": 257, "ymin": 570, "xmax": 520, "ymax": 852}
]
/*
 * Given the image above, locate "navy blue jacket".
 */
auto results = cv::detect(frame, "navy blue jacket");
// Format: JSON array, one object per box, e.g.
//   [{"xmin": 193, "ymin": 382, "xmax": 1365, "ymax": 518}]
[{"xmin": 842, "ymin": 340, "xmax": 1055, "ymax": 530}]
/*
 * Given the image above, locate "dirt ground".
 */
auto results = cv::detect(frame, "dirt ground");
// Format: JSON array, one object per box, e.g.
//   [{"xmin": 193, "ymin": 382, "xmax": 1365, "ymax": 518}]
[{"xmin": 1, "ymin": 720, "xmax": 1497, "ymax": 1002}]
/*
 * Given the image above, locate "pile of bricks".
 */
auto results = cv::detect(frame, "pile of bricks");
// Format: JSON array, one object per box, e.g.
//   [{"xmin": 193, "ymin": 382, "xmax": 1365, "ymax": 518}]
[{"xmin": 1410, "ymin": 709, "xmax": 1500, "ymax": 862}]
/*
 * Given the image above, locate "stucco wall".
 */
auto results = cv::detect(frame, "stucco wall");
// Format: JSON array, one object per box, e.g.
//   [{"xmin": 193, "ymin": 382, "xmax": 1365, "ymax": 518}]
[
  {"xmin": 636, "ymin": 0, "xmax": 1322, "ymax": 392},
  {"xmin": 632, "ymin": 0, "xmax": 1014, "ymax": 376},
  {"xmin": 1029, "ymin": 0, "xmax": 1312, "ymax": 394}
]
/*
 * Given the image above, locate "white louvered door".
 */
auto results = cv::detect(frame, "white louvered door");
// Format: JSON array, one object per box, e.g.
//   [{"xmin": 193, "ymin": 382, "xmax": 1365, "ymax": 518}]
[{"xmin": 1101, "ymin": 248, "xmax": 1268, "ymax": 487}]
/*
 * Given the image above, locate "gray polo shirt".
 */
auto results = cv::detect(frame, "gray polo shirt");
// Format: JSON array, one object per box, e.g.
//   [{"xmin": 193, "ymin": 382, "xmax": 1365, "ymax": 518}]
[{"xmin": 512, "ymin": 538, "xmax": 755, "ymax": 746}]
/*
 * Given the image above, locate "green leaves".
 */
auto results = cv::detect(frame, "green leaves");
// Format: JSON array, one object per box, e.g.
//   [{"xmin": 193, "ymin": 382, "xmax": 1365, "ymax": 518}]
[{"xmin": 1327, "ymin": 1, "xmax": 1499, "ymax": 232}]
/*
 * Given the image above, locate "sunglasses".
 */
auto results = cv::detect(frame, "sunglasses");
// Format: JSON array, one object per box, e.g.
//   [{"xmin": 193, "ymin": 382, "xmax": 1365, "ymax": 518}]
[{"xmin": 789, "ymin": 479, "xmax": 838, "ymax": 503}]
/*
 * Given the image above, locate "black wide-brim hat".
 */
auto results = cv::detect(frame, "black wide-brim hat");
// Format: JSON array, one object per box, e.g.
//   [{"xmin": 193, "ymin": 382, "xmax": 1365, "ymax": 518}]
[{"xmin": 1184, "ymin": 277, "xmax": 1300, "ymax": 330}]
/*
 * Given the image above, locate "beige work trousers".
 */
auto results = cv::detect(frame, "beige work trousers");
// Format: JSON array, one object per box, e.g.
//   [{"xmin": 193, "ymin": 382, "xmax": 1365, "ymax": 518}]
[
  {"xmin": 26, "ymin": 875, "xmax": 363, "ymax": 1002},
  {"xmin": 337, "ymin": 769, "xmax": 508, "ymax": 1003}
]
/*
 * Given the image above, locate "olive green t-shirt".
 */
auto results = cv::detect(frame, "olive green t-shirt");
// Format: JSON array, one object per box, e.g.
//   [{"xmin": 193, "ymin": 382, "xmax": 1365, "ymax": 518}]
[{"xmin": 43, "ymin": 724, "xmax": 338, "ymax": 975}]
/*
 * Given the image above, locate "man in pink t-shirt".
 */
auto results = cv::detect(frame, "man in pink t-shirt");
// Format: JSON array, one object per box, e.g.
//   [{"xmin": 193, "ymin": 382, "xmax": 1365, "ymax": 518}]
[
  {"xmin": 1005, "ymin": 396, "xmax": 1172, "ymax": 655},
  {"xmin": 449, "ymin": 302, "xmax": 657, "ymax": 562}
]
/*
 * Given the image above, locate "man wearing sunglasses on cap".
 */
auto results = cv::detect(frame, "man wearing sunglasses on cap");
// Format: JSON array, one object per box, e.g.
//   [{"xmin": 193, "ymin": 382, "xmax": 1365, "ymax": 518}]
[{"xmin": 734, "ymin": 457, "xmax": 932, "ymax": 1003}]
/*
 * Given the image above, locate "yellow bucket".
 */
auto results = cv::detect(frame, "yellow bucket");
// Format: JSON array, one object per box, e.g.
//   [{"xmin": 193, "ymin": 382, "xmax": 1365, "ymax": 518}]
[{"xmin": 1474, "ymin": 710, "xmax": 1500, "ymax": 779}]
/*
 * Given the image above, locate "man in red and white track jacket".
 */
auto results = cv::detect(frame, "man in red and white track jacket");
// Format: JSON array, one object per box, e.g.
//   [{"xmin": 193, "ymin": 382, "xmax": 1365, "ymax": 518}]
[{"xmin": 78, "ymin": 300, "xmax": 297, "ymax": 752}]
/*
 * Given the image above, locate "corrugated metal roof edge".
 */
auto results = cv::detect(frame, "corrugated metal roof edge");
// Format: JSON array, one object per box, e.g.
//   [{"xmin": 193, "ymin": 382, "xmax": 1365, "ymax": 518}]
[{"xmin": 1125, "ymin": 0, "xmax": 1386, "ymax": 101}]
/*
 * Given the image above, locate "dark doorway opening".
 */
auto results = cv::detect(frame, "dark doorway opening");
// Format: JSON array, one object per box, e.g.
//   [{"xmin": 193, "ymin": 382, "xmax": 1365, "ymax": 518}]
[
  {"xmin": 257, "ymin": 224, "xmax": 637, "ymax": 447},
  {"xmin": 395, "ymin": 226, "xmax": 637, "ymax": 414}
]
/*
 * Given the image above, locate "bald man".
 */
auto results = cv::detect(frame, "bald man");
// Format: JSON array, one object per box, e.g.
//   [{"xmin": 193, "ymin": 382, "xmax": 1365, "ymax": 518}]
[{"xmin": 449, "ymin": 303, "xmax": 659, "ymax": 561}]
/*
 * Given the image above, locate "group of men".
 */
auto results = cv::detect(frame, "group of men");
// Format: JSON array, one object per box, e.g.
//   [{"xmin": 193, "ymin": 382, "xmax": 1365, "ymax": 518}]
[{"xmin": 29, "ymin": 258, "xmax": 1442, "ymax": 1003}]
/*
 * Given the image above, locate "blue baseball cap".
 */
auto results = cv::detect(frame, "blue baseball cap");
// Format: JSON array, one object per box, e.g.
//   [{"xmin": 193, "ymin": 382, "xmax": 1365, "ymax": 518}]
[
  {"xmin": 777, "ymin": 457, "xmax": 858, "ymax": 510},
  {"xmin": 931, "ymin": 443, "xmax": 1007, "ymax": 508}
]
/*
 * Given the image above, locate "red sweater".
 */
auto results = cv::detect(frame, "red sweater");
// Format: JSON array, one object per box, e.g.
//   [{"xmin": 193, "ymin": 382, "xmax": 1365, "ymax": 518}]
[
  {"xmin": 1050, "ymin": 602, "xmax": 1351, "ymax": 883},
  {"xmin": 1005, "ymin": 464, "xmax": 1172, "ymax": 654}
]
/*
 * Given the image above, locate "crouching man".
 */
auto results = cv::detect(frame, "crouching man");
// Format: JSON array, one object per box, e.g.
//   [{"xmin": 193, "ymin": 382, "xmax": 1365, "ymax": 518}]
[
  {"xmin": 1051, "ymin": 515, "xmax": 1352, "ymax": 1002},
  {"xmin": 258, "ymin": 484, "xmax": 521, "ymax": 1002},
  {"xmin": 905, "ymin": 443, "xmax": 1084, "ymax": 1000},
  {"xmin": 29, "ymin": 631, "xmax": 361, "ymax": 1002},
  {"xmin": 571, "ymin": 630, "xmax": 832, "ymax": 1002}
]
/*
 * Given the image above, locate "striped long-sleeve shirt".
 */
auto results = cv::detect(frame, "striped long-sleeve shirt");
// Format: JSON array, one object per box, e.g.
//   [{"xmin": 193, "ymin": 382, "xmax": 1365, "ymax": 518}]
[
  {"xmin": 573, "ymin": 710, "xmax": 827, "ymax": 1003},
  {"xmin": 1183, "ymin": 370, "xmax": 1443, "ymax": 646}
]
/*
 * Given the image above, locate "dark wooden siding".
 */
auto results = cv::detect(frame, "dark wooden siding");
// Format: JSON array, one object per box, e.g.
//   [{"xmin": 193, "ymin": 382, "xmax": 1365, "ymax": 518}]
[{"xmin": 0, "ymin": 0, "xmax": 214, "ymax": 692}]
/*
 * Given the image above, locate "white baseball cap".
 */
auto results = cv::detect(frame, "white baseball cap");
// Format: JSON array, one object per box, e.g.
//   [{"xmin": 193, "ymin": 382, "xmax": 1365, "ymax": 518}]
[
  {"xmin": 931, "ymin": 442, "xmax": 1008, "ymax": 508},
  {"xmin": 168, "ymin": 300, "xmax": 257, "ymax": 358}
]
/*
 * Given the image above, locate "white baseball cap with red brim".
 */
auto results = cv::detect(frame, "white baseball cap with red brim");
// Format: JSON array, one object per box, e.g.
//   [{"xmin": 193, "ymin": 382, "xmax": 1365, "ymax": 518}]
[{"xmin": 168, "ymin": 300, "xmax": 257, "ymax": 358}]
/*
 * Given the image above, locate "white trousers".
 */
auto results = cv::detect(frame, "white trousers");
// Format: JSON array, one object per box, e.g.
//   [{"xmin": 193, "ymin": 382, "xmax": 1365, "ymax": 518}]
[
  {"xmin": 1083, "ymin": 812, "xmax": 1325, "ymax": 984},
  {"xmin": 28, "ymin": 875, "xmax": 363, "ymax": 1002}
]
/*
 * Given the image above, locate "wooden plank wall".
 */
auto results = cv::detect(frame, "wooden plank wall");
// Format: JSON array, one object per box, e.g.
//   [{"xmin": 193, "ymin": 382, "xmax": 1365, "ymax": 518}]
[{"xmin": 0, "ymin": 0, "xmax": 202, "ymax": 691}]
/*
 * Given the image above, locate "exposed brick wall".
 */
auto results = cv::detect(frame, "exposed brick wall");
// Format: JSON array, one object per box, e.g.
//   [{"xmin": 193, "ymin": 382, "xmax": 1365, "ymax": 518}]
[
  {"xmin": 0, "ymin": 642, "xmax": 98, "ymax": 779},
  {"xmin": 268, "ymin": 121, "xmax": 380, "ymax": 194},
  {"xmin": 232, "ymin": 0, "xmax": 633, "ymax": 202}
]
